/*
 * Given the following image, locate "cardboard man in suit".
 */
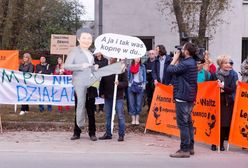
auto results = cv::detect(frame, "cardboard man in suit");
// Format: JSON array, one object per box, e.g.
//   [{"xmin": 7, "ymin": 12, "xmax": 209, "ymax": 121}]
[{"xmin": 65, "ymin": 27, "xmax": 124, "ymax": 140}]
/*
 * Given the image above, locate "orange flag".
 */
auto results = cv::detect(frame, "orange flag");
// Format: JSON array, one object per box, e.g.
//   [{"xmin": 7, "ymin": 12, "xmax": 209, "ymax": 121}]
[
  {"xmin": 145, "ymin": 81, "xmax": 221, "ymax": 146},
  {"xmin": 0, "ymin": 50, "xmax": 19, "ymax": 70},
  {"xmin": 229, "ymin": 82, "xmax": 248, "ymax": 148}
]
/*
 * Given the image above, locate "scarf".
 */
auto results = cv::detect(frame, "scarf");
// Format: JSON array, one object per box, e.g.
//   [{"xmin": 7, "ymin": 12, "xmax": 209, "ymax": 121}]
[
  {"xmin": 216, "ymin": 68, "xmax": 230, "ymax": 82},
  {"xmin": 130, "ymin": 63, "xmax": 140, "ymax": 74}
]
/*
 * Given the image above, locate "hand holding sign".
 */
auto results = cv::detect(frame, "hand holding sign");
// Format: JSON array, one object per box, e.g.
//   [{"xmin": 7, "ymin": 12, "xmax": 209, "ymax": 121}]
[{"xmin": 94, "ymin": 33, "xmax": 147, "ymax": 59}]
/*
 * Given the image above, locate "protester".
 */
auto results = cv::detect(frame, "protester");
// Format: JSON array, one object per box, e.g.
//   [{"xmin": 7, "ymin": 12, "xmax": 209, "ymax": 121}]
[
  {"xmin": 203, "ymin": 51, "xmax": 217, "ymax": 74},
  {"xmin": 64, "ymin": 27, "xmax": 125, "ymax": 141},
  {"xmin": 144, "ymin": 50, "xmax": 156, "ymax": 112},
  {"xmin": 53, "ymin": 57, "xmax": 72, "ymax": 113},
  {"xmin": 99, "ymin": 58, "xmax": 128, "ymax": 141},
  {"xmin": 94, "ymin": 52, "xmax": 108, "ymax": 113},
  {"xmin": 241, "ymin": 56, "xmax": 248, "ymax": 82},
  {"xmin": 152, "ymin": 45, "xmax": 172, "ymax": 85},
  {"xmin": 35, "ymin": 55, "xmax": 52, "ymax": 112},
  {"xmin": 210, "ymin": 55, "xmax": 238, "ymax": 151},
  {"xmin": 127, "ymin": 58, "xmax": 146, "ymax": 125},
  {"xmin": 228, "ymin": 59, "xmax": 239, "ymax": 100},
  {"xmin": 167, "ymin": 42, "xmax": 198, "ymax": 158},
  {"xmin": 196, "ymin": 59, "xmax": 211, "ymax": 83},
  {"xmin": 19, "ymin": 53, "xmax": 34, "ymax": 115}
]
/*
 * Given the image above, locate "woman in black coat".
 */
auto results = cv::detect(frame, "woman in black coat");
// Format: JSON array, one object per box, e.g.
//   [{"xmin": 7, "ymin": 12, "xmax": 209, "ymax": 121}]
[
  {"xmin": 210, "ymin": 55, "xmax": 237, "ymax": 151},
  {"xmin": 19, "ymin": 53, "xmax": 34, "ymax": 115}
]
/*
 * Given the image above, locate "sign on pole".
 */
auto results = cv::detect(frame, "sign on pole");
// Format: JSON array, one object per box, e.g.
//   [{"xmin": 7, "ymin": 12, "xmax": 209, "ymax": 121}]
[
  {"xmin": 94, "ymin": 33, "xmax": 147, "ymax": 133},
  {"xmin": 50, "ymin": 34, "xmax": 76, "ymax": 55}
]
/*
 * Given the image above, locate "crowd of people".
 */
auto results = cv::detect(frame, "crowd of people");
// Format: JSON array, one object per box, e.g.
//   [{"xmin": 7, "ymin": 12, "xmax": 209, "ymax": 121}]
[{"xmin": 18, "ymin": 28, "xmax": 248, "ymax": 157}]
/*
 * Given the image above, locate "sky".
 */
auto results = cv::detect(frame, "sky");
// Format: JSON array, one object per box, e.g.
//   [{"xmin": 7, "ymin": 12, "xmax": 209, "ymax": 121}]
[{"xmin": 79, "ymin": 0, "xmax": 95, "ymax": 20}]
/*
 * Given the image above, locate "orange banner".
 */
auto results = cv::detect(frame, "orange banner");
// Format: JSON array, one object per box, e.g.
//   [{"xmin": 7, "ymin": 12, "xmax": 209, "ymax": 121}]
[
  {"xmin": 229, "ymin": 82, "xmax": 248, "ymax": 148},
  {"xmin": 0, "ymin": 50, "xmax": 19, "ymax": 70},
  {"xmin": 145, "ymin": 81, "xmax": 220, "ymax": 146}
]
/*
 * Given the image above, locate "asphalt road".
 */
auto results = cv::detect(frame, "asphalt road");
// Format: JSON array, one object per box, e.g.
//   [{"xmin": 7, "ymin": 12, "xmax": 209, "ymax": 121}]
[{"xmin": 0, "ymin": 132, "xmax": 247, "ymax": 168}]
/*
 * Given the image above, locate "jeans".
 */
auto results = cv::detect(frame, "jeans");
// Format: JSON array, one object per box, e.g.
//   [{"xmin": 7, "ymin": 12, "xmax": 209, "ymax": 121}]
[
  {"xmin": 21, "ymin": 105, "xmax": 29, "ymax": 111},
  {"xmin": 128, "ymin": 87, "xmax": 144, "ymax": 116},
  {"xmin": 175, "ymin": 101, "xmax": 194, "ymax": 152},
  {"xmin": 39, "ymin": 105, "xmax": 52, "ymax": 112},
  {"xmin": 104, "ymin": 98, "xmax": 125, "ymax": 137}
]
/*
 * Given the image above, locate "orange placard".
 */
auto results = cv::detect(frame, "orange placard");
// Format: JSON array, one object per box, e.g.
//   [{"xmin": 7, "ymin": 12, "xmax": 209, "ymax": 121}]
[
  {"xmin": 229, "ymin": 82, "xmax": 248, "ymax": 148},
  {"xmin": 146, "ymin": 83, "xmax": 179, "ymax": 136},
  {"xmin": 0, "ymin": 50, "xmax": 19, "ymax": 70},
  {"xmin": 145, "ymin": 81, "xmax": 220, "ymax": 146}
]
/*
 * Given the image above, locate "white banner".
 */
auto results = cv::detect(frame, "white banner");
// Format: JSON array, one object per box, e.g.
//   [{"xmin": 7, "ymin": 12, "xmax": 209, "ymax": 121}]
[{"xmin": 0, "ymin": 68, "xmax": 74, "ymax": 105}]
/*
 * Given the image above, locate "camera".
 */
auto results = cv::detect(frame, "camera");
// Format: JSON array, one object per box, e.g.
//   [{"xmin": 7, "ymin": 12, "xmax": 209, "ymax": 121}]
[{"xmin": 174, "ymin": 34, "xmax": 205, "ymax": 63}]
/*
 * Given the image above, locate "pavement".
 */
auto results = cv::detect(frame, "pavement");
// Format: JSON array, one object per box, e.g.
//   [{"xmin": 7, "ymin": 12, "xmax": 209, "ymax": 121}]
[{"xmin": 0, "ymin": 131, "xmax": 247, "ymax": 168}]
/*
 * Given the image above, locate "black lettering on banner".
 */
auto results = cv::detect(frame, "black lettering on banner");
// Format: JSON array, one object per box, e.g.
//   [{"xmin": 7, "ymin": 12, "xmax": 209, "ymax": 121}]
[
  {"xmin": 240, "ymin": 109, "xmax": 248, "ymax": 121},
  {"xmin": 156, "ymin": 95, "xmax": 172, "ymax": 103},
  {"xmin": 241, "ymin": 91, "xmax": 248, "ymax": 98},
  {"xmin": 200, "ymin": 98, "xmax": 216, "ymax": 107}
]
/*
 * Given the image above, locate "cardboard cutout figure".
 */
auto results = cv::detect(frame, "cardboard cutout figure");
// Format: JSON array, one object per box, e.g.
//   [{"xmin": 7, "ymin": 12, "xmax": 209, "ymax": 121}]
[{"xmin": 64, "ymin": 28, "xmax": 124, "ymax": 128}]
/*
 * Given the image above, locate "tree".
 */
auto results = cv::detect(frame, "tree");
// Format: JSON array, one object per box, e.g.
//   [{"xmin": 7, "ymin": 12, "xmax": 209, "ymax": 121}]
[
  {"xmin": 0, "ymin": 0, "xmax": 85, "ymax": 51},
  {"xmin": 158, "ymin": 0, "xmax": 230, "ymax": 47}
]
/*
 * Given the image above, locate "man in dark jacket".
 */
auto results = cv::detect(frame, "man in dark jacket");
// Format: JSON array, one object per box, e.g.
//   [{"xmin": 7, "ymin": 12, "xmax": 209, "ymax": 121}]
[
  {"xmin": 152, "ymin": 45, "xmax": 172, "ymax": 85},
  {"xmin": 94, "ymin": 52, "xmax": 109, "ymax": 112},
  {"xmin": 144, "ymin": 50, "xmax": 156, "ymax": 112},
  {"xmin": 167, "ymin": 42, "xmax": 198, "ymax": 158},
  {"xmin": 35, "ymin": 56, "xmax": 52, "ymax": 112},
  {"xmin": 98, "ymin": 58, "xmax": 128, "ymax": 141}
]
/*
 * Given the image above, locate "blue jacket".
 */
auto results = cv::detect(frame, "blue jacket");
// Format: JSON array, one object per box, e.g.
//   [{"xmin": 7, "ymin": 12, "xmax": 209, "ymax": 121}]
[
  {"xmin": 128, "ymin": 64, "xmax": 146, "ymax": 87},
  {"xmin": 152, "ymin": 55, "xmax": 172, "ymax": 85},
  {"xmin": 167, "ymin": 57, "xmax": 198, "ymax": 102}
]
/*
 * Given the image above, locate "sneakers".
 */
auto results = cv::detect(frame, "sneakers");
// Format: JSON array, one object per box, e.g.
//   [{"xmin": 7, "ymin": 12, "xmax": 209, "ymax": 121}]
[
  {"xmin": 70, "ymin": 135, "xmax": 80, "ymax": 140},
  {"xmin": 131, "ymin": 115, "xmax": 136, "ymax": 125},
  {"xmin": 211, "ymin": 145, "xmax": 217, "ymax": 151},
  {"xmin": 99, "ymin": 133, "xmax": 112, "ymax": 140},
  {"xmin": 19, "ymin": 111, "xmax": 28, "ymax": 115},
  {"xmin": 118, "ymin": 136, "xmax": 124, "ymax": 142},
  {"xmin": 189, "ymin": 149, "xmax": 195, "ymax": 155},
  {"xmin": 135, "ymin": 115, "xmax": 140, "ymax": 125},
  {"xmin": 90, "ymin": 135, "xmax": 97, "ymax": 141},
  {"xmin": 169, "ymin": 150, "xmax": 190, "ymax": 158}
]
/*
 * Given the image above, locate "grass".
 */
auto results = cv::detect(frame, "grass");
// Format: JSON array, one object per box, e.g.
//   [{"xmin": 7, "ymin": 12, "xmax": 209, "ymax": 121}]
[{"xmin": 0, "ymin": 103, "xmax": 150, "ymax": 124}]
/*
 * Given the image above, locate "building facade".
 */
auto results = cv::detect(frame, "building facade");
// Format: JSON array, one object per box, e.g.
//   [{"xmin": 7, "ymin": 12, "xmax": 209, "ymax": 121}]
[{"xmin": 94, "ymin": 0, "xmax": 248, "ymax": 73}]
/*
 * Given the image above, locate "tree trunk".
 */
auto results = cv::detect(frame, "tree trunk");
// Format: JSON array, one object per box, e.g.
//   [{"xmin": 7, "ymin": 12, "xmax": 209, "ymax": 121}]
[
  {"xmin": 2, "ymin": 0, "xmax": 25, "ymax": 49},
  {"xmin": 198, "ymin": 0, "xmax": 210, "ymax": 47},
  {"xmin": 172, "ymin": 0, "xmax": 187, "ymax": 45}
]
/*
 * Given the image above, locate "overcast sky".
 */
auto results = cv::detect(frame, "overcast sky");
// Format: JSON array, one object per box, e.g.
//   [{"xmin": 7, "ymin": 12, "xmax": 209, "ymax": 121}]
[{"xmin": 79, "ymin": 0, "xmax": 94, "ymax": 20}]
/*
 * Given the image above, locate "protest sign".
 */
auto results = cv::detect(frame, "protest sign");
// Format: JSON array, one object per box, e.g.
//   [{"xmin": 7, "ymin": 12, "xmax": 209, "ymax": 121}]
[
  {"xmin": 145, "ymin": 82, "xmax": 221, "ymax": 146},
  {"xmin": 0, "ymin": 50, "xmax": 19, "ymax": 70},
  {"xmin": 0, "ymin": 68, "xmax": 74, "ymax": 106},
  {"xmin": 50, "ymin": 34, "xmax": 76, "ymax": 55},
  {"xmin": 94, "ymin": 33, "xmax": 147, "ymax": 59},
  {"xmin": 229, "ymin": 82, "xmax": 248, "ymax": 148}
]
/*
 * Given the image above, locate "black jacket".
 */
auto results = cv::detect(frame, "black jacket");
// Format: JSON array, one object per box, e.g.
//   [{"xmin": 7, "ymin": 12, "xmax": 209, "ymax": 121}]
[
  {"xmin": 211, "ymin": 71, "xmax": 237, "ymax": 127},
  {"xmin": 19, "ymin": 63, "xmax": 34, "ymax": 73},
  {"xmin": 99, "ymin": 71, "xmax": 128, "ymax": 99},
  {"xmin": 144, "ymin": 58, "xmax": 155, "ymax": 83},
  {"xmin": 94, "ymin": 57, "xmax": 108, "ymax": 68},
  {"xmin": 35, "ymin": 63, "xmax": 52, "ymax": 74},
  {"xmin": 167, "ymin": 57, "xmax": 198, "ymax": 102},
  {"xmin": 152, "ymin": 55, "xmax": 172, "ymax": 85}
]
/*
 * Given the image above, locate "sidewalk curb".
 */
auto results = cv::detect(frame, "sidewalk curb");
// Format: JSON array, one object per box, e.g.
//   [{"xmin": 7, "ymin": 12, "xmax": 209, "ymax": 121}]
[{"xmin": 2, "ymin": 121, "xmax": 147, "ymax": 133}]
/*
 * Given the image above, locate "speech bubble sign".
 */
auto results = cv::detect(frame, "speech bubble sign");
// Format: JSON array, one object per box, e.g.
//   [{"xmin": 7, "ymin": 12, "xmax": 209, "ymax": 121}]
[{"xmin": 94, "ymin": 33, "xmax": 147, "ymax": 59}]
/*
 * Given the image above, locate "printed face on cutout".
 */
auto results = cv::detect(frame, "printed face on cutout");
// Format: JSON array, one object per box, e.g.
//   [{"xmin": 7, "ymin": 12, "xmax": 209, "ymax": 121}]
[{"xmin": 78, "ymin": 32, "xmax": 93, "ymax": 49}]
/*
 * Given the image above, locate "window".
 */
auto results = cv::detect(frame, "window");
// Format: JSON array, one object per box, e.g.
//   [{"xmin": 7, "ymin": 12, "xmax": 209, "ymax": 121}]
[{"xmin": 242, "ymin": 38, "xmax": 248, "ymax": 62}]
